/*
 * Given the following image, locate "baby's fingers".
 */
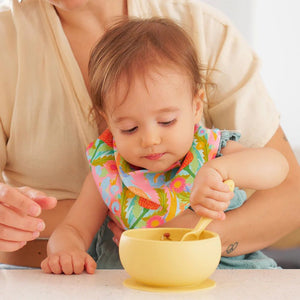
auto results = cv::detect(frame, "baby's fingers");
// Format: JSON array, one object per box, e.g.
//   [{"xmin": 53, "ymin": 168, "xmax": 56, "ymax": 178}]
[
  {"xmin": 60, "ymin": 254, "xmax": 74, "ymax": 275},
  {"xmin": 84, "ymin": 255, "xmax": 97, "ymax": 274},
  {"xmin": 41, "ymin": 256, "xmax": 60, "ymax": 274},
  {"xmin": 41, "ymin": 253, "xmax": 96, "ymax": 275},
  {"xmin": 192, "ymin": 203, "xmax": 226, "ymax": 220},
  {"xmin": 43, "ymin": 255, "xmax": 63, "ymax": 274},
  {"xmin": 206, "ymin": 188, "xmax": 234, "ymax": 203},
  {"xmin": 198, "ymin": 196, "xmax": 230, "ymax": 212},
  {"xmin": 69, "ymin": 253, "xmax": 95, "ymax": 274}
]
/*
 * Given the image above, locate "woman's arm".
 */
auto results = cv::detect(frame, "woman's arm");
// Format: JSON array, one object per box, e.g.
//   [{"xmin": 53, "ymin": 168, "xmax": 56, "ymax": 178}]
[{"xmin": 41, "ymin": 173, "xmax": 107, "ymax": 274}]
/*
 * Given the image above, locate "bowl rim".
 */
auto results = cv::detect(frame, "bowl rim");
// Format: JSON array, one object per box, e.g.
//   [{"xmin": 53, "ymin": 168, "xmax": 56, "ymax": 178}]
[{"xmin": 120, "ymin": 228, "xmax": 220, "ymax": 244}]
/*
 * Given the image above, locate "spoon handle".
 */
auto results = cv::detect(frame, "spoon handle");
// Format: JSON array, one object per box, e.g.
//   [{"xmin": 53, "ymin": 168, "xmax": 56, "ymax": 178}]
[
  {"xmin": 224, "ymin": 179, "xmax": 235, "ymax": 193},
  {"xmin": 193, "ymin": 217, "xmax": 212, "ymax": 232}
]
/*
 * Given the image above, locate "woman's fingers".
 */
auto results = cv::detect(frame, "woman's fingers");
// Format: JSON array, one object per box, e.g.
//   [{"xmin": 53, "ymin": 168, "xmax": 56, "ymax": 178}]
[
  {"xmin": 0, "ymin": 183, "xmax": 42, "ymax": 217},
  {"xmin": 107, "ymin": 210, "xmax": 124, "ymax": 245},
  {"xmin": 17, "ymin": 186, "xmax": 57, "ymax": 210},
  {"xmin": 107, "ymin": 220, "xmax": 122, "ymax": 246},
  {"xmin": 34, "ymin": 197, "xmax": 57, "ymax": 210},
  {"xmin": 0, "ymin": 184, "xmax": 56, "ymax": 252},
  {"xmin": 0, "ymin": 223, "xmax": 40, "ymax": 242},
  {"xmin": 0, "ymin": 239, "xmax": 27, "ymax": 252},
  {"xmin": 0, "ymin": 203, "xmax": 45, "ymax": 233},
  {"xmin": 0, "ymin": 203, "xmax": 45, "ymax": 251}
]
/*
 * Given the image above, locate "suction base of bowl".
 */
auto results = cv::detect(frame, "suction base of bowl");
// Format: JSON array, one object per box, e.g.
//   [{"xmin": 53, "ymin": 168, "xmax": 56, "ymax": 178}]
[{"xmin": 123, "ymin": 277, "xmax": 216, "ymax": 293}]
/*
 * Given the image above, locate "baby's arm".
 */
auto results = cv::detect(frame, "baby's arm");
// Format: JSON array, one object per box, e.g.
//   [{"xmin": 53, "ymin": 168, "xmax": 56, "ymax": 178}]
[
  {"xmin": 190, "ymin": 141, "xmax": 289, "ymax": 220},
  {"xmin": 41, "ymin": 173, "xmax": 108, "ymax": 274}
]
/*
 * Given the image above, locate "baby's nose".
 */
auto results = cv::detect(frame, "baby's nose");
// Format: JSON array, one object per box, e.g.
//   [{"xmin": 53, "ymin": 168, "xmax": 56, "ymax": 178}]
[{"xmin": 141, "ymin": 129, "xmax": 161, "ymax": 148}]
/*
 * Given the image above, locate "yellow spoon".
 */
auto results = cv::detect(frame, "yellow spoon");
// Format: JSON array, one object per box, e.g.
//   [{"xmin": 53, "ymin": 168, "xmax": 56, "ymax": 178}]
[{"xmin": 180, "ymin": 179, "xmax": 235, "ymax": 241}]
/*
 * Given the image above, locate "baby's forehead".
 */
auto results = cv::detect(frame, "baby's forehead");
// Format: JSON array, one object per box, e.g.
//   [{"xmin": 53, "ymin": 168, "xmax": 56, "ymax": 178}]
[
  {"xmin": 106, "ymin": 67, "xmax": 191, "ymax": 108},
  {"xmin": 110, "ymin": 64, "xmax": 192, "ymax": 96},
  {"xmin": 104, "ymin": 69, "xmax": 194, "ymax": 121}
]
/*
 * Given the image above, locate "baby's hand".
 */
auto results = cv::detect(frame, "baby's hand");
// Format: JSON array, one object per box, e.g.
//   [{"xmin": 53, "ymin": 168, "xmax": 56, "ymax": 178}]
[
  {"xmin": 41, "ymin": 250, "xmax": 96, "ymax": 275},
  {"xmin": 190, "ymin": 167, "xmax": 234, "ymax": 220}
]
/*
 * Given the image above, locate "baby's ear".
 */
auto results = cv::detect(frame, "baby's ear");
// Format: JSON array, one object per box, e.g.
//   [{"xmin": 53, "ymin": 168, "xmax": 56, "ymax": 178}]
[{"xmin": 193, "ymin": 89, "xmax": 204, "ymax": 123}]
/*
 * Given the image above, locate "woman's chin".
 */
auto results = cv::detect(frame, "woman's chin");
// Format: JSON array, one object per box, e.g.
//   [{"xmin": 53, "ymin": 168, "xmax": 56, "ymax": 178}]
[{"xmin": 48, "ymin": 0, "xmax": 89, "ymax": 11}]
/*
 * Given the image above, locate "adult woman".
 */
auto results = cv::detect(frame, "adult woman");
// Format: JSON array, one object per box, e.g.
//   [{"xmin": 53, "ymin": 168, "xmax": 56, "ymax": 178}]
[{"xmin": 0, "ymin": 0, "xmax": 299, "ymax": 268}]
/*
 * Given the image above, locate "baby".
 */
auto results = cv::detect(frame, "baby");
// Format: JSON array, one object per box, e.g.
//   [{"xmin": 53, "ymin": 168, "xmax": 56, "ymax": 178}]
[{"xmin": 41, "ymin": 18, "xmax": 288, "ymax": 274}]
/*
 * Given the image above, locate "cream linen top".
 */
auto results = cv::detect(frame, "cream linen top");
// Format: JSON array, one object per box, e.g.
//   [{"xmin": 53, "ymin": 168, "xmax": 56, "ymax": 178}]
[{"xmin": 0, "ymin": 0, "xmax": 280, "ymax": 200}]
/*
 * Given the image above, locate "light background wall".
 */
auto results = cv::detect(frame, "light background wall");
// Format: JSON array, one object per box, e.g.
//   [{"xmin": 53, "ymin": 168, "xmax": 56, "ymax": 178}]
[{"xmin": 202, "ymin": 0, "xmax": 300, "ymax": 161}]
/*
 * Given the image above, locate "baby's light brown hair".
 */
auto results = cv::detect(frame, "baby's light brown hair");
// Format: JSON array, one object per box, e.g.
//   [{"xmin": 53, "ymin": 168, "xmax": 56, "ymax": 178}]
[{"xmin": 89, "ymin": 17, "xmax": 207, "ymax": 127}]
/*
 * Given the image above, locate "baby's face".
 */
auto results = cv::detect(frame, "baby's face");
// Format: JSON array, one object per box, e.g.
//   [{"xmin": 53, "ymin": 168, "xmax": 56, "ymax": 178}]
[{"xmin": 105, "ymin": 66, "xmax": 203, "ymax": 172}]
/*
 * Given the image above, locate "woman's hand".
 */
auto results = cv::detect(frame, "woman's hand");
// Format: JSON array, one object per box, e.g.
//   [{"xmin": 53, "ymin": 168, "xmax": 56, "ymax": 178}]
[
  {"xmin": 190, "ymin": 167, "xmax": 234, "ymax": 220},
  {"xmin": 107, "ymin": 211, "xmax": 124, "ymax": 246},
  {"xmin": 41, "ymin": 250, "xmax": 96, "ymax": 275},
  {"xmin": 0, "ymin": 183, "xmax": 57, "ymax": 252}
]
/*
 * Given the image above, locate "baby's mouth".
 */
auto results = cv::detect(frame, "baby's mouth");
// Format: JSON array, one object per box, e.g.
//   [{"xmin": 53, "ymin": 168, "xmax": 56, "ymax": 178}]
[{"xmin": 144, "ymin": 153, "xmax": 165, "ymax": 160}]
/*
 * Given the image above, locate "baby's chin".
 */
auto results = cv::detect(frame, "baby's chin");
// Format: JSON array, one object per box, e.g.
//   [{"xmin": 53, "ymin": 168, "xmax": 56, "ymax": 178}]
[
  {"xmin": 125, "ymin": 154, "xmax": 182, "ymax": 173},
  {"xmin": 143, "ymin": 161, "xmax": 181, "ymax": 173}
]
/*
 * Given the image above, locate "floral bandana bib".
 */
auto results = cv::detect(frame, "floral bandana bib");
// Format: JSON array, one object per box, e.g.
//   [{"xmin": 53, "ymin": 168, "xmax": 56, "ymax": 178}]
[{"xmin": 86, "ymin": 126, "xmax": 221, "ymax": 229}]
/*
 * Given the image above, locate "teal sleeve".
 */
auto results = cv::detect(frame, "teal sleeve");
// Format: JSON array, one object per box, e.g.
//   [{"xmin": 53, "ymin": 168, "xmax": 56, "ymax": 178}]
[{"xmin": 216, "ymin": 130, "xmax": 241, "ymax": 157}]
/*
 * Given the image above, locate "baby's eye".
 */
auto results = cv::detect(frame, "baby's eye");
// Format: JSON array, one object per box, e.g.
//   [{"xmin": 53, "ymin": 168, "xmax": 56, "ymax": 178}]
[
  {"xmin": 159, "ymin": 119, "xmax": 176, "ymax": 126},
  {"xmin": 121, "ymin": 126, "xmax": 138, "ymax": 134}
]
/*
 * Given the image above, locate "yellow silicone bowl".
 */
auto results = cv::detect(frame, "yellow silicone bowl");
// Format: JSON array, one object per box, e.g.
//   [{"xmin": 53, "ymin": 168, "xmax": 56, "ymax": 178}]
[{"xmin": 119, "ymin": 227, "xmax": 221, "ymax": 287}]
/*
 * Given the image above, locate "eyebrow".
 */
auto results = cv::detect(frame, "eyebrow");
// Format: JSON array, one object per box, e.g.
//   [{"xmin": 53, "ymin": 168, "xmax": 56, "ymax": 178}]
[{"xmin": 113, "ymin": 106, "xmax": 180, "ymax": 123}]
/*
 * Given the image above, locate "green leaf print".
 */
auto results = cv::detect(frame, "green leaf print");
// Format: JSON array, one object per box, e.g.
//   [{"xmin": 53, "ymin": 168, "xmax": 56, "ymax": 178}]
[
  {"xmin": 132, "ymin": 201, "xmax": 143, "ymax": 217},
  {"xmin": 120, "ymin": 187, "xmax": 130, "ymax": 229},
  {"xmin": 130, "ymin": 207, "xmax": 149, "ymax": 229},
  {"xmin": 195, "ymin": 135, "xmax": 209, "ymax": 162},
  {"xmin": 177, "ymin": 191, "xmax": 190, "ymax": 204},
  {"xmin": 119, "ymin": 158, "xmax": 134, "ymax": 174},
  {"xmin": 154, "ymin": 189, "xmax": 168, "ymax": 216},
  {"xmin": 91, "ymin": 155, "xmax": 114, "ymax": 167}
]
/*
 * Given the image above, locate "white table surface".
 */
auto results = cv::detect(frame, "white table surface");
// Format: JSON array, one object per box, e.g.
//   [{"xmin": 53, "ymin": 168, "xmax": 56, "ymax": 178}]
[{"xmin": 1, "ymin": 269, "xmax": 299, "ymax": 300}]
